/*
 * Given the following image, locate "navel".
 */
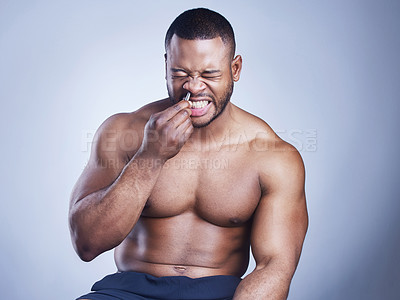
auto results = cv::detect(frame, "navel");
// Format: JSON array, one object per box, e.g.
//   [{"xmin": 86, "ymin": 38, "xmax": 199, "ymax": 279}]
[{"xmin": 173, "ymin": 266, "xmax": 187, "ymax": 273}]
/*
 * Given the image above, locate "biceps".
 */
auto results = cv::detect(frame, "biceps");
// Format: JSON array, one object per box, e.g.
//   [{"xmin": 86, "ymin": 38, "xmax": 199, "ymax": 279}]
[
  {"xmin": 70, "ymin": 153, "xmax": 126, "ymax": 206},
  {"xmin": 250, "ymin": 192, "xmax": 308, "ymax": 266}
]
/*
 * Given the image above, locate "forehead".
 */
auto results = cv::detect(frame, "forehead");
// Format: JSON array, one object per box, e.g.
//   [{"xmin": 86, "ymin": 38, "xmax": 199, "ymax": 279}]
[{"xmin": 166, "ymin": 35, "xmax": 230, "ymax": 69}]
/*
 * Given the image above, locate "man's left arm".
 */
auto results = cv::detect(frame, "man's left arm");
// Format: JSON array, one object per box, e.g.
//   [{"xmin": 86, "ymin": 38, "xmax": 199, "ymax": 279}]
[{"xmin": 233, "ymin": 144, "xmax": 308, "ymax": 300}]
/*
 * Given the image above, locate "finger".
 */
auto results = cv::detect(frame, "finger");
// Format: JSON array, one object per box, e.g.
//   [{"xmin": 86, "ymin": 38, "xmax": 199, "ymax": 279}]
[
  {"xmin": 176, "ymin": 118, "xmax": 194, "ymax": 144},
  {"xmin": 175, "ymin": 116, "xmax": 192, "ymax": 133},
  {"xmin": 169, "ymin": 108, "xmax": 192, "ymax": 128},
  {"xmin": 160, "ymin": 100, "xmax": 191, "ymax": 122}
]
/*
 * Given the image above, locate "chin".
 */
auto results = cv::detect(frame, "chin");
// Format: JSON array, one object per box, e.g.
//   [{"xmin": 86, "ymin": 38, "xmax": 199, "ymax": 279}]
[
  {"xmin": 192, "ymin": 120, "xmax": 212, "ymax": 128},
  {"xmin": 191, "ymin": 110, "xmax": 219, "ymax": 128}
]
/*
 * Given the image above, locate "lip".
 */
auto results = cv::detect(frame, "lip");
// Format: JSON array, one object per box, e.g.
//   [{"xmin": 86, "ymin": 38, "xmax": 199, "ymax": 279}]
[
  {"xmin": 190, "ymin": 101, "xmax": 212, "ymax": 117},
  {"xmin": 188, "ymin": 97, "xmax": 210, "ymax": 101}
]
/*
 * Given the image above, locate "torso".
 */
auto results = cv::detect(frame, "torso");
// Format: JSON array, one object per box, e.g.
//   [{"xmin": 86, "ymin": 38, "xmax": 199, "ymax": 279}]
[{"xmin": 114, "ymin": 99, "xmax": 276, "ymax": 278}]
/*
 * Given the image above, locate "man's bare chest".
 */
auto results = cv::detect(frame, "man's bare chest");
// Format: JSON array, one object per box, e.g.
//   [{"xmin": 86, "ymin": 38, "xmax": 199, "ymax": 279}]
[{"xmin": 142, "ymin": 149, "xmax": 261, "ymax": 227}]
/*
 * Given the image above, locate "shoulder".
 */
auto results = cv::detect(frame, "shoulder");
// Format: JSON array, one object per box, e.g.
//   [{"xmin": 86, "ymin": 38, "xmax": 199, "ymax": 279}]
[
  {"xmin": 229, "ymin": 104, "xmax": 281, "ymax": 152},
  {"xmin": 92, "ymin": 98, "xmax": 171, "ymax": 156},
  {"xmin": 94, "ymin": 98, "xmax": 170, "ymax": 137},
  {"xmin": 97, "ymin": 98, "xmax": 171, "ymax": 132},
  {"xmin": 231, "ymin": 105, "xmax": 305, "ymax": 192},
  {"xmin": 257, "ymin": 136, "xmax": 305, "ymax": 195}
]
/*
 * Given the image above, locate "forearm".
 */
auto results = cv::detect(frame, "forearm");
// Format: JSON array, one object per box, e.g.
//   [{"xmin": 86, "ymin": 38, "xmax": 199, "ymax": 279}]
[
  {"xmin": 233, "ymin": 259, "xmax": 294, "ymax": 300},
  {"xmin": 69, "ymin": 151, "xmax": 165, "ymax": 261}
]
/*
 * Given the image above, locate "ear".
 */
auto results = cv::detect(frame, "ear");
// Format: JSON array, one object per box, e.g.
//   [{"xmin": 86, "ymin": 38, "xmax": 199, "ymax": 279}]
[
  {"xmin": 231, "ymin": 55, "xmax": 242, "ymax": 82},
  {"xmin": 164, "ymin": 53, "xmax": 167, "ymax": 80}
]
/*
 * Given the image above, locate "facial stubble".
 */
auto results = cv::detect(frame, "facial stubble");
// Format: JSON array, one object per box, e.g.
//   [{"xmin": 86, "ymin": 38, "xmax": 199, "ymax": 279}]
[{"xmin": 167, "ymin": 80, "xmax": 234, "ymax": 128}]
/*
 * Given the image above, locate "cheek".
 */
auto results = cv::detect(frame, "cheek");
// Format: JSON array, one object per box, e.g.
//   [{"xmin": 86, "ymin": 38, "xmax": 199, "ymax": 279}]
[
  {"xmin": 167, "ymin": 80, "xmax": 179, "ymax": 93},
  {"xmin": 169, "ymin": 79, "xmax": 184, "ymax": 90},
  {"xmin": 209, "ymin": 82, "xmax": 227, "ymax": 97}
]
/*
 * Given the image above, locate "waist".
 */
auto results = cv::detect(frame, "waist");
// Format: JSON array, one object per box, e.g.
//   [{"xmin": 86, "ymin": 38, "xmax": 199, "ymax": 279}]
[
  {"xmin": 115, "ymin": 258, "xmax": 244, "ymax": 278},
  {"xmin": 114, "ymin": 233, "xmax": 250, "ymax": 278}
]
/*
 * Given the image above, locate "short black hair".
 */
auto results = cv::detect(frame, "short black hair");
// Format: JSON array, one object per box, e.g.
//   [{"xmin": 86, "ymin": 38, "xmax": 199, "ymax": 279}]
[{"xmin": 165, "ymin": 8, "xmax": 236, "ymax": 57}]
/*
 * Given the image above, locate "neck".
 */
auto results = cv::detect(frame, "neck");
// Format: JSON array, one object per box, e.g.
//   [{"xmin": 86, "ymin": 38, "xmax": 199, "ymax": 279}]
[{"xmin": 189, "ymin": 102, "xmax": 235, "ymax": 145}]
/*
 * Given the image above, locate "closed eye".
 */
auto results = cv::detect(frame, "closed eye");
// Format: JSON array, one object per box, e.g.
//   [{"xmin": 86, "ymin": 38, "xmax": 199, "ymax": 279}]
[
  {"xmin": 171, "ymin": 75, "xmax": 188, "ymax": 79},
  {"xmin": 202, "ymin": 70, "xmax": 221, "ymax": 79},
  {"xmin": 202, "ymin": 75, "xmax": 221, "ymax": 79},
  {"xmin": 170, "ymin": 68, "xmax": 188, "ymax": 79},
  {"xmin": 169, "ymin": 68, "xmax": 222, "ymax": 80}
]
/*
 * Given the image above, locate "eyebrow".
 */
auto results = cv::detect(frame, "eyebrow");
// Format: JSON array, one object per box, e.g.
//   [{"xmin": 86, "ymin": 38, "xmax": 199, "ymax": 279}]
[
  {"xmin": 202, "ymin": 69, "xmax": 221, "ymax": 74},
  {"xmin": 170, "ymin": 68, "xmax": 221, "ymax": 74},
  {"xmin": 171, "ymin": 68, "xmax": 187, "ymax": 73}
]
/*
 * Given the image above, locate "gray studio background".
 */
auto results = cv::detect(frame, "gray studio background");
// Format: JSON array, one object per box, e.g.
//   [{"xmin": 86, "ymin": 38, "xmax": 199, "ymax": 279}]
[{"xmin": 1, "ymin": 0, "xmax": 399, "ymax": 299}]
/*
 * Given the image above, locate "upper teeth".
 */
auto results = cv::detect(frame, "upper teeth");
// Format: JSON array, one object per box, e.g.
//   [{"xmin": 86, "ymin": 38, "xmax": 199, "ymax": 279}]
[{"xmin": 188, "ymin": 100, "xmax": 208, "ymax": 109}]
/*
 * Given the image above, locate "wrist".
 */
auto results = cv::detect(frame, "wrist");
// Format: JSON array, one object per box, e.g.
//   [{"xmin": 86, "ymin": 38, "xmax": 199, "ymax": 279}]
[{"xmin": 133, "ymin": 147, "xmax": 168, "ymax": 169}]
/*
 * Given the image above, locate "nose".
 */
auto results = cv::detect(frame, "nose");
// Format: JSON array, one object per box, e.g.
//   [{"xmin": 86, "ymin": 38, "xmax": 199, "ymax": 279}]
[{"xmin": 182, "ymin": 76, "xmax": 206, "ymax": 94}]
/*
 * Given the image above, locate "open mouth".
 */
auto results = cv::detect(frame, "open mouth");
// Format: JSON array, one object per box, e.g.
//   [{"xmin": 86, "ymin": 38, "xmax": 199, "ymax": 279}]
[
  {"xmin": 182, "ymin": 92, "xmax": 212, "ymax": 117},
  {"xmin": 187, "ymin": 100, "xmax": 212, "ymax": 117},
  {"xmin": 187, "ymin": 100, "xmax": 210, "ymax": 109}
]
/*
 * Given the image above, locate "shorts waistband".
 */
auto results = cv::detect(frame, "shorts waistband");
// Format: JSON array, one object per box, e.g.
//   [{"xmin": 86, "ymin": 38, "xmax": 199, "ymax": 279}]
[{"xmin": 91, "ymin": 271, "xmax": 241, "ymax": 299}]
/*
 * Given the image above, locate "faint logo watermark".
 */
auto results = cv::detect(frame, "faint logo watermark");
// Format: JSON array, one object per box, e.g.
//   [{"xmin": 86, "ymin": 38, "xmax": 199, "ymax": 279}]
[
  {"xmin": 81, "ymin": 128, "xmax": 318, "ymax": 154},
  {"xmin": 276, "ymin": 129, "xmax": 317, "ymax": 152}
]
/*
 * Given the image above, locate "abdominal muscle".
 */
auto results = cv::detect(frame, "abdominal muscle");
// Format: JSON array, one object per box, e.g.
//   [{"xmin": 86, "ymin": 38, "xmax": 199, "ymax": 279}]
[{"xmin": 114, "ymin": 211, "xmax": 251, "ymax": 278}]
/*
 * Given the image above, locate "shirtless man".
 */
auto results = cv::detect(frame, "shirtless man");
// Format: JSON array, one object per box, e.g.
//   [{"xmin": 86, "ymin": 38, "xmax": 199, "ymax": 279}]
[{"xmin": 69, "ymin": 8, "xmax": 308, "ymax": 300}]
